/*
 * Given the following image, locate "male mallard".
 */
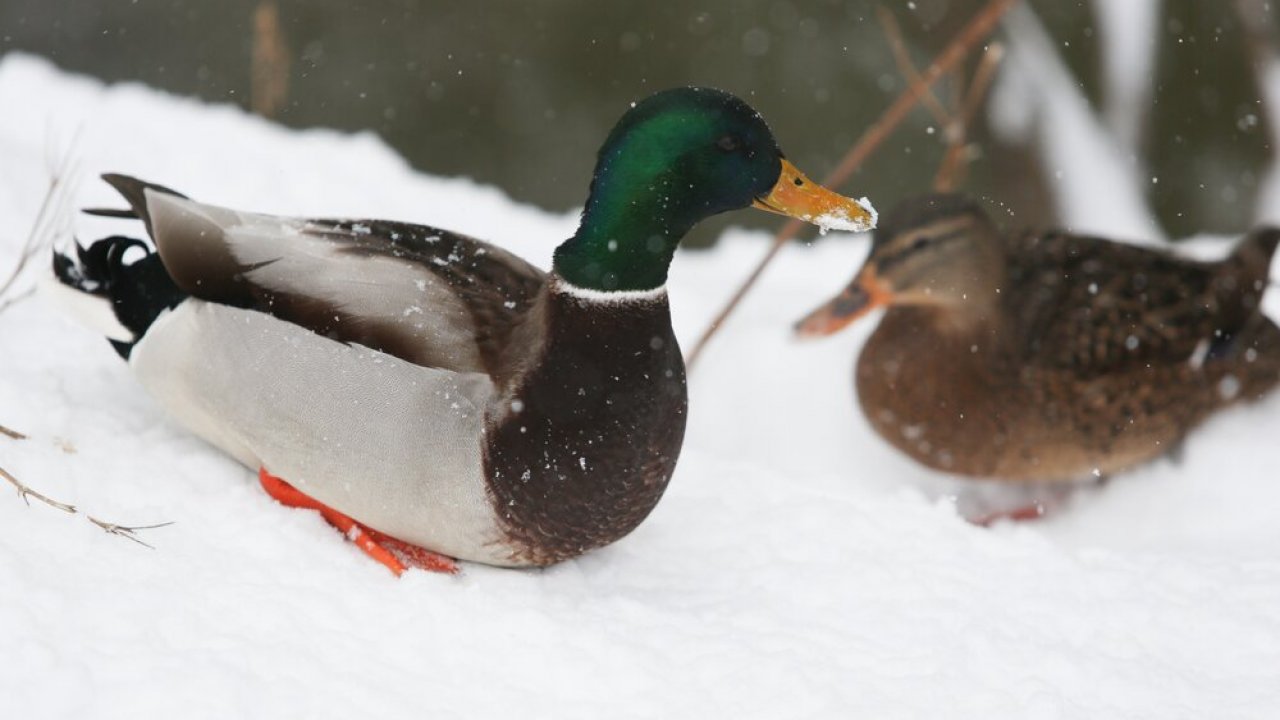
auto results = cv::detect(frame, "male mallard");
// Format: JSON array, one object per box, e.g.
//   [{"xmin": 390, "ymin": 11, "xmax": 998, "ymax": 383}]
[
  {"xmin": 51, "ymin": 87, "xmax": 876, "ymax": 573},
  {"xmin": 796, "ymin": 194, "xmax": 1279, "ymax": 505}
]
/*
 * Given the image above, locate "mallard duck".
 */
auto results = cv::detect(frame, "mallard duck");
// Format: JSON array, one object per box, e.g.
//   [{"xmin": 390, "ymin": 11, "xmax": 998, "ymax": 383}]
[
  {"xmin": 796, "ymin": 194, "xmax": 1279, "ymax": 502},
  {"xmin": 51, "ymin": 87, "xmax": 876, "ymax": 573}
]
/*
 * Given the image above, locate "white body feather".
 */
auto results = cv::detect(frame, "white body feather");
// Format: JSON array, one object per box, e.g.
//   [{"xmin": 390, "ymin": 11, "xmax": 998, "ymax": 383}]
[
  {"xmin": 130, "ymin": 299, "xmax": 518, "ymax": 565},
  {"xmin": 40, "ymin": 270, "xmax": 135, "ymax": 342}
]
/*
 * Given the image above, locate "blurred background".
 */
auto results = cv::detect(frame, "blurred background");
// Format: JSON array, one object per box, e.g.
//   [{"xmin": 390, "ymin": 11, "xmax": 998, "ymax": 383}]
[{"xmin": 0, "ymin": 0, "xmax": 1276, "ymax": 246}]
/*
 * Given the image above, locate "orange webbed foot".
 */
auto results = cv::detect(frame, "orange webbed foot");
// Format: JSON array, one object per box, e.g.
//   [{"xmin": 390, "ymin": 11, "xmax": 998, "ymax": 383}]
[
  {"xmin": 964, "ymin": 484, "xmax": 1076, "ymax": 527},
  {"xmin": 968, "ymin": 501, "xmax": 1051, "ymax": 527},
  {"xmin": 258, "ymin": 467, "xmax": 460, "ymax": 576}
]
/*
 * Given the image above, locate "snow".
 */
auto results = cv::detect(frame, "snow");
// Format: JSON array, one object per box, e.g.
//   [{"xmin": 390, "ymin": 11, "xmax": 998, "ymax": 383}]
[
  {"xmin": 1090, "ymin": 0, "xmax": 1162, "ymax": 152},
  {"xmin": 991, "ymin": 5, "xmax": 1164, "ymax": 242},
  {"xmin": 2, "ymin": 52, "xmax": 1280, "ymax": 718},
  {"xmin": 813, "ymin": 196, "xmax": 878, "ymax": 234}
]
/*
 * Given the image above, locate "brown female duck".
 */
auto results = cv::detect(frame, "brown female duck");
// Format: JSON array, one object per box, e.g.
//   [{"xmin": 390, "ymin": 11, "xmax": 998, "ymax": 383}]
[{"xmin": 796, "ymin": 194, "xmax": 1280, "ymax": 488}]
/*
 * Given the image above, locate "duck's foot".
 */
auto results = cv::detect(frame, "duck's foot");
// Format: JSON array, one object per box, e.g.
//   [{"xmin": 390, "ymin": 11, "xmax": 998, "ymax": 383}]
[
  {"xmin": 958, "ymin": 484, "xmax": 1076, "ymax": 527},
  {"xmin": 258, "ymin": 467, "xmax": 460, "ymax": 576},
  {"xmin": 967, "ymin": 501, "xmax": 1052, "ymax": 527}
]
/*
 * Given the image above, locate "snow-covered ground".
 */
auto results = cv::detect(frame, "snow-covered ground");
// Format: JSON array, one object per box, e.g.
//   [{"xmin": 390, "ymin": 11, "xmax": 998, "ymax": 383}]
[{"xmin": 2, "ymin": 53, "xmax": 1280, "ymax": 719}]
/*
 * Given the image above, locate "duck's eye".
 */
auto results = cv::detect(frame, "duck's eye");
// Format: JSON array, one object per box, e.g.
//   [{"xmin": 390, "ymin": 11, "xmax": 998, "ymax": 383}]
[
  {"xmin": 910, "ymin": 236, "xmax": 931, "ymax": 251},
  {"xmin": 716, "ymin": 135, "xmax": 740, "ymax": 153}
]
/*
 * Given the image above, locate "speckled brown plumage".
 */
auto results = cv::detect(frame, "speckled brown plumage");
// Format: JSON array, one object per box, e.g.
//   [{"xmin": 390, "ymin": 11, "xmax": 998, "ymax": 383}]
[{"xmin": 802, "ymin": 194, "xmax": 1280, "ymax": 482}]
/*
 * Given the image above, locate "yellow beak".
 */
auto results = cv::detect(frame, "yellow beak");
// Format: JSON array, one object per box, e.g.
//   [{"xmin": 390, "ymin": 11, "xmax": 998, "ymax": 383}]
[{"xmin": 752, "ymin": 158, "xmax": 877, "ymax": 233}]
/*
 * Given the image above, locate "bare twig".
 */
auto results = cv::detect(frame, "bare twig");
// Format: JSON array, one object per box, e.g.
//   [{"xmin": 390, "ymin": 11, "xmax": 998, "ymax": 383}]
[
  {"xmin": 251, "ymin": 1, "xmax": 291, "ymax": 119},
  {"xmin": 879, "ymin": 6, "xmax": 1006, "ymax": 193},
  {"xmin": 878, "ymin": 6, "xmax": 953, "ymax": 129},
  {"xmin": 2, "ymin": 464, "xmax": 172, "ymax": 549},
  {"xmin": 948, "ymin": 65, "xmax": 968, "ymax": 130},
  {"xmin": 933, "ymin": 145, "xmax": 970, "ymax": 193},
  {"xmin": 87, "ymin": 517, "xmax": 175, "ymax": 550},
  {"xmin": 0, "ymin": 424, "xmax": 28, "ymax": 441},
  {"xmin": 935, "ymin": 42, "xmax": 1006, "ymax": 192},
  {"xmin": 0, "ymin": 181, "xmax": 55, "ymax": 302},
  {"xmin": 960, "ymin": 43, "xmax": 1005, "ymax": 127},
  {"xmin": 2, "ymin": 464, "xmax": 75, "ymax": 512},
  {"xmin": 0, "ymin": 140, "xmax": 80, "ymax": 313},
  {"xmin": 685, "ymin": 0, "xmax": 1020, "ymax": 369},
  {"xmin": 0, "ymin": 286, "xmax": 36, "ymax": 314}
]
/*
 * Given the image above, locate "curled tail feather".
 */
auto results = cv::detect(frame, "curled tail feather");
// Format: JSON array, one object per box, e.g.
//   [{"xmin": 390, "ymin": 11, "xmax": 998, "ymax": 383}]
[
  {"xmin": 50, "ymin": 236, "xmax": 186, "ymax": 359},
  {"xmin": 48, "ymin": 173, "xmax": 191, "ymax": 359}
]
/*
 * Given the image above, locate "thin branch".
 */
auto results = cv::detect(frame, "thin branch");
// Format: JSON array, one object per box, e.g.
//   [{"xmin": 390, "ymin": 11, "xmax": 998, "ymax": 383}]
[
  {"xmin": 878, "ymin": 5, "xmax": 952, "ymax": 128},
  {"xmin": 0, "ymin": 139, "xmax": 80, "ymax": 312},
  {"xmin": 2, "ymin": 464, "xmax": 75, "ymax": 513},
  {"xmin": 0, "ymin": 423, "xmax": 28, "ymax": 441},
  {"xmin": 960, "ymin": 43, "xmax": 1005, "ymax": 128},
  {"xmin": 685, "ymin": 0, "xmax": 1021, "ymax": 369},
  {"xmin": 881, "ymin": 7, "xmax": 1006, "ymax": 193},
  {"xmin": 2, "ymin": 463, "xmax": 172, "ymax": 549},
  {"xmin": 948, "ymin": 65, "xmax": 968, "ymax": 134},
  {"xmin": 0, "ymin": 286, "xmax": 36, "ymax": 315},
  {"xmin": 0, "ymin": 179, "xmax": 56, "ymax": 301},
  {"xmin": 87, "ymin": 518, "xmax": 175, "ymax": 550},
  {"xmin": 251, "ymin": 1, "xmax": 291, "ymax": 119},
  {"xmin": 935, "ymin": 42, "xmax": 1006, "ymax": 192}
]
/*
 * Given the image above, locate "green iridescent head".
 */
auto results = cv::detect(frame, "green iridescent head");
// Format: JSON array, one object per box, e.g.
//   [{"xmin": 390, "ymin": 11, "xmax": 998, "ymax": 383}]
[{"xmin": 554, "ymin": 87, "xmax": 876, "ymax": 293}]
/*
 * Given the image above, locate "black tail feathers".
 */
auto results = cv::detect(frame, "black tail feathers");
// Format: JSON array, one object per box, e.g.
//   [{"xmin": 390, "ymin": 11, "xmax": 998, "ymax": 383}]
[
  {"xmin": 54, "ymin": 174, "xmax": 191, "ymax": 359},
  {"xmin": 53, "ymin": 236, "xmax": 186, "ymax": 359}
]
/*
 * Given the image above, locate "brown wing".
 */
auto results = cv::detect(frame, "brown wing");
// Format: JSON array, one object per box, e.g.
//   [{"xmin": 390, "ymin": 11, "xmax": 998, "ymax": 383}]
[
  {"xmin": 304, "ymin": 216, "xmax": 548, "ymax": 376},
  {"xmin": 99, "ymin": 174, "xmax": 546, "ymax": 375},
  {"xmin": 1006, "ymin": 230, "xmax": 1272, "ymax": 377}
]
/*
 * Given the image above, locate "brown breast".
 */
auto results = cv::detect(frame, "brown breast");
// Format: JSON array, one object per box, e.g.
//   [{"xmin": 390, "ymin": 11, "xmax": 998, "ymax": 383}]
[
  {"xmin": 482, "ymin": 285, "xmax": 687, "ymax": 565},
  {"xmin": 856, "ymin": 303, "xmax": 1280, "ymax": 483}
]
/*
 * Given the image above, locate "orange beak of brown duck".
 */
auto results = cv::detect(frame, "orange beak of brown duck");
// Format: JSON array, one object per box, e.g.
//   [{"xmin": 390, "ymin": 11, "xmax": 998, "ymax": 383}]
[
  {"xmin": 794, "ymin": 265, "xmax": 895, "ymax": 338},
  {"xmin": 752, "ymin": 158, "xmax": 877, "ymax": 233}
]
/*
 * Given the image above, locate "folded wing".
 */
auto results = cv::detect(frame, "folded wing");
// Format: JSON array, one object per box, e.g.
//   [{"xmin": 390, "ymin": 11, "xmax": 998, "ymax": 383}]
[
  {"xmin": 99, "ymin": 174, "xmax": 546, "ymax": 375},
  {"xmin": 1008, "ymin": 230, "xmax": 1277, "ymax": 376}
]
